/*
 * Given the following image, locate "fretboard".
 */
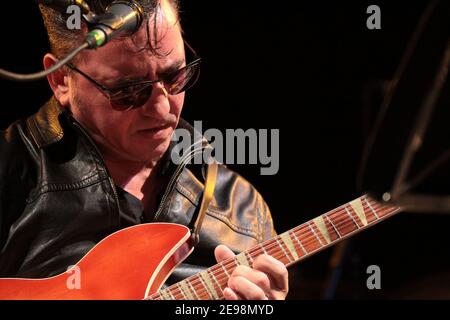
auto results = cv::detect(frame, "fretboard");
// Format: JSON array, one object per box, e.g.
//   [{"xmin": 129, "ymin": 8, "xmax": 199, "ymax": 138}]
[{"xmin": 148, "ymin": 194, "xmax": 400, "ymax": 300}]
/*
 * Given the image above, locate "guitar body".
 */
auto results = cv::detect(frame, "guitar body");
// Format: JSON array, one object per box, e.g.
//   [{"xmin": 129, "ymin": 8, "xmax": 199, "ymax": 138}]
[{"xmin": 0, "ymin": 223, "xmax": 193, "ymax": 300}]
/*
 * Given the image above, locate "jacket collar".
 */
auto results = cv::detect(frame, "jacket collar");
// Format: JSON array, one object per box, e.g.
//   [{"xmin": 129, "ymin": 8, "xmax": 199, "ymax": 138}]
[{"xmin": 26, "ymin": 96, "xmax": 66, "ymax": 149}]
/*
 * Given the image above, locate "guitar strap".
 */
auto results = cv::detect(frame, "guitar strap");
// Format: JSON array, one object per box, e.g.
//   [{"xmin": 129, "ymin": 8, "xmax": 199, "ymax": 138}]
[{"xmin": 189, "ymin": 160, "xmax": 218, "ymax": 247}]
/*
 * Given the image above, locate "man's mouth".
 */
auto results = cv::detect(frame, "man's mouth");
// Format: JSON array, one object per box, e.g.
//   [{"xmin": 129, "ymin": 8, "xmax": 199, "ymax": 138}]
[
  {"xmin": 137, "ymin": 123, "xmax": 173, "ymax": 138},
  {"xmin": 141, "ymin": 122, "xmax": 172, "ymax": 131}
]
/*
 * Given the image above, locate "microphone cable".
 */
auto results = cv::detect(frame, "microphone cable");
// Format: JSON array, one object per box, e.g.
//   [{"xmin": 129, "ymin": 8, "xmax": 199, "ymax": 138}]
[{"xmin": 0, "ymin": 42, "xmax": 89, "ymax": 82}]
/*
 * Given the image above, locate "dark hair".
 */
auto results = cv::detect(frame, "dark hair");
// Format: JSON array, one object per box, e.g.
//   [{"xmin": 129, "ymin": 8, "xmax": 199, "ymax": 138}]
[{"xmin": 39, "ymin": 0, "xmax": 180, "ymax": 59}]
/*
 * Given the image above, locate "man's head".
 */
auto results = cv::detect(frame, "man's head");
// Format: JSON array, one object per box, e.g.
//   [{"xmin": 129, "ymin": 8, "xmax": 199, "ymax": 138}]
[{"xmin": 41, "ymin": 0, "xmax": 191, "ymax": 166}]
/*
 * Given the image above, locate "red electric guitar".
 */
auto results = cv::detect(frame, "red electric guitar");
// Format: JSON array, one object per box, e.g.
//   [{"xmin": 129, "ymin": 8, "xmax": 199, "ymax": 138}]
[{"xmin": 0, "ymin": 194, "xmax": 400, "ymax": 300}]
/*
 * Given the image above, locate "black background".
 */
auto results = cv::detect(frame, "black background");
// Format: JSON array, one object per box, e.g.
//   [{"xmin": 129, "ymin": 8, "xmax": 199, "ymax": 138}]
[{"xmin": 1, "ymin": 0, "xmax": 449, "ymax": 299}]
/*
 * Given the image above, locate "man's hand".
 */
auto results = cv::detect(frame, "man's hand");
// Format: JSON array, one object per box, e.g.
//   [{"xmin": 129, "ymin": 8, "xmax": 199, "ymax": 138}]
[{"xmin": 214, "ymin": 245, "xmax": 289, "ymax": 300}]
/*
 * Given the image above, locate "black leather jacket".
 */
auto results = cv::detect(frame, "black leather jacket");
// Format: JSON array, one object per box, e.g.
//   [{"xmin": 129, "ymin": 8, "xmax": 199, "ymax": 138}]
[{"xmin": 0, "ymin": 97, "xmax": 276, "ymax": 287}]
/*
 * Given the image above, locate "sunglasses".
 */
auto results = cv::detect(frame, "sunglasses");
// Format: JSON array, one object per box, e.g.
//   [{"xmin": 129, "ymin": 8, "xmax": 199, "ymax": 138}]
[{"xmin": 66, "ymin": 42, "xmax": 201, "ymax": 111}]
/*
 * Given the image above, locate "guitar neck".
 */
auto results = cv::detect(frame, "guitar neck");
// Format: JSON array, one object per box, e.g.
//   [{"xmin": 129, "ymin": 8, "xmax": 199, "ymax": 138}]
[{"xmin": 148, "ymin": 195, "xmax": 401, "ymax": 300}]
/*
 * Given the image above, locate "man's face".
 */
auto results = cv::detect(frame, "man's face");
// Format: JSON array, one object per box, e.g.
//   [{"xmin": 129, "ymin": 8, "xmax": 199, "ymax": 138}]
[{"xmin": 66, "ymin": 1, "xmax": 184, "ymax": 165}]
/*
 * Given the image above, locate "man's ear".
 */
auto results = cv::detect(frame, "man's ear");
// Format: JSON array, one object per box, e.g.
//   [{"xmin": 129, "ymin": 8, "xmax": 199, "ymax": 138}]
[{"xmin": 43, "ymin": 53, "xmax": 71, "ymax": 107}]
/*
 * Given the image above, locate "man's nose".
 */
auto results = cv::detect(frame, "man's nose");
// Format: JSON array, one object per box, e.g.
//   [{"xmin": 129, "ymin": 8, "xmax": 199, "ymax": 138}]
[{"xmin": 140, "ymin": 81, "xmax": 170, "ymax": 118}]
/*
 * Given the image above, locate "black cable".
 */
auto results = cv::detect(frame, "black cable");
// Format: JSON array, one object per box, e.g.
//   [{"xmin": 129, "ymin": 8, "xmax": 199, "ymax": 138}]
[{"xmin": 0, "ymin": 42, "xmax": 89, "ymax": 82}]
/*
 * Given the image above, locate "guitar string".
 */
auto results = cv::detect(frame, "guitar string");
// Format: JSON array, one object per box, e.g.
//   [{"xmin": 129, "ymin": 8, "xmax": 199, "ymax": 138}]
[
  {"xmin": 153, "ymin": 200, "xmax": 393, "ymax": 300},
  {"xmin": 153, "ymin": 200, "xmax": 396, "ymax": 300},
  {"xmin": 154, "ymin": 201, "xmax": 392, "ymax": 300}
]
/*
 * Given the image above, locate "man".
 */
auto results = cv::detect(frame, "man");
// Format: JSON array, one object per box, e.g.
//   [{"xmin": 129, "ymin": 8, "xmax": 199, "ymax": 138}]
[{"xmin": 0, "ymin": 0, "xmax": 288, "ymax": 300}]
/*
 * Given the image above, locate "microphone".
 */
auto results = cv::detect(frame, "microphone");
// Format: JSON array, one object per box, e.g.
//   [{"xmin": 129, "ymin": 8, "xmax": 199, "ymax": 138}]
[
  {"xmin": 85, "ymin": 0, "xmax": 144, "ymax": 49},
  {"xmin": 38, "ymin": 0, "xmax": 144, "ymax": 49}
]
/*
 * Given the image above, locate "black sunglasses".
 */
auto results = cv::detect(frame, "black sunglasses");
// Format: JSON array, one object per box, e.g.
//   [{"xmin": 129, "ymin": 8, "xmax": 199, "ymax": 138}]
[{"xmin": 66, "ymin": 41, "xmax": 201, "ymax": 111}]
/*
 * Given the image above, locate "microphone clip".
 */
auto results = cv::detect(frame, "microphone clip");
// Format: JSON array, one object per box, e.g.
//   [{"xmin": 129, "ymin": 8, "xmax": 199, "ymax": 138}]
[{"xmin": 84, "ymin": 0, "xmax": 145, "ymax": 49}]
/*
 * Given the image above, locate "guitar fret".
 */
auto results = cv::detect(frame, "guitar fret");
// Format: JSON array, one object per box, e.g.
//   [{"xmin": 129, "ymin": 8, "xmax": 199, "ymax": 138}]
[
  {"xmin": 299, "ymin": 222, "xmax": 322, "ymax": 252},
  {"xmin": 280, "ymin": 232, "xmax": 299, "ymax": 260},
  {"xmin": 335, "ymin": 206, "xmax": 359, "ymax": 235},
  {"xmin": 179, "ymin": 281, "xmax": 194, "ymax": 300},
  {"xmin": 245, "ymin": 251, "xmax": 254, "ymax": 265},
  {"xmin": 199, "ymin": 271, "xmax": 219, "ymax": 299},
  {"xmin": 291, "ymin": 230, "xmax": 307, "ymax": 254},
  {"xmin": 325, "ymin": 214, "xmax": 341, "ymax": 238},
  {"xmin": 308, "ymin": 222, "xmax": 324, "ymax": 246},
  {"xmin": 312, "ymin": 216, "xmax": 332, "ymax": 243},
  {"xmin": 160, "ymin": 289, "xmax": 171, "ymax": 300},
  {"xmin": 208, "ymin": 269, "xmax": 223, "ymax": 296},
  {"xmin": 345, "ymin": 206, "xmax": 360, "ymax": 229},
  {"xmin": 197, "ymin": 275, "xmax": 213, "ymax": 299},
  {"xmin": 260, "ymin": 244, "xmax": 269, "ymax": 255},
  {"xmin": 349, "ymin": 199, "xmax": 368, "ymax": 226},
  {"xmin": 221, "ymin": 263, "xmax": 230, "ymax": 278},
  {"xmin": 275, "ymin": 237, "xmax": 293, "ymax": 263},
  {"xmin": 364, "ymin": 197, "xmax": 379, "ymax": 219},
  {"xmin": 167, "ymin": 288, "xmax": 177, "ymax": 300},
  {"xmin": 229, "ymin": 257, "xmax": 239, "ymax": 269},
  {"xmin": 187, "ymin": 279, "xmax": 200, "ymax": 300},
  {"xmin": 176, "ymin": 283, "xmax": 186, "ymax": 300}
]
